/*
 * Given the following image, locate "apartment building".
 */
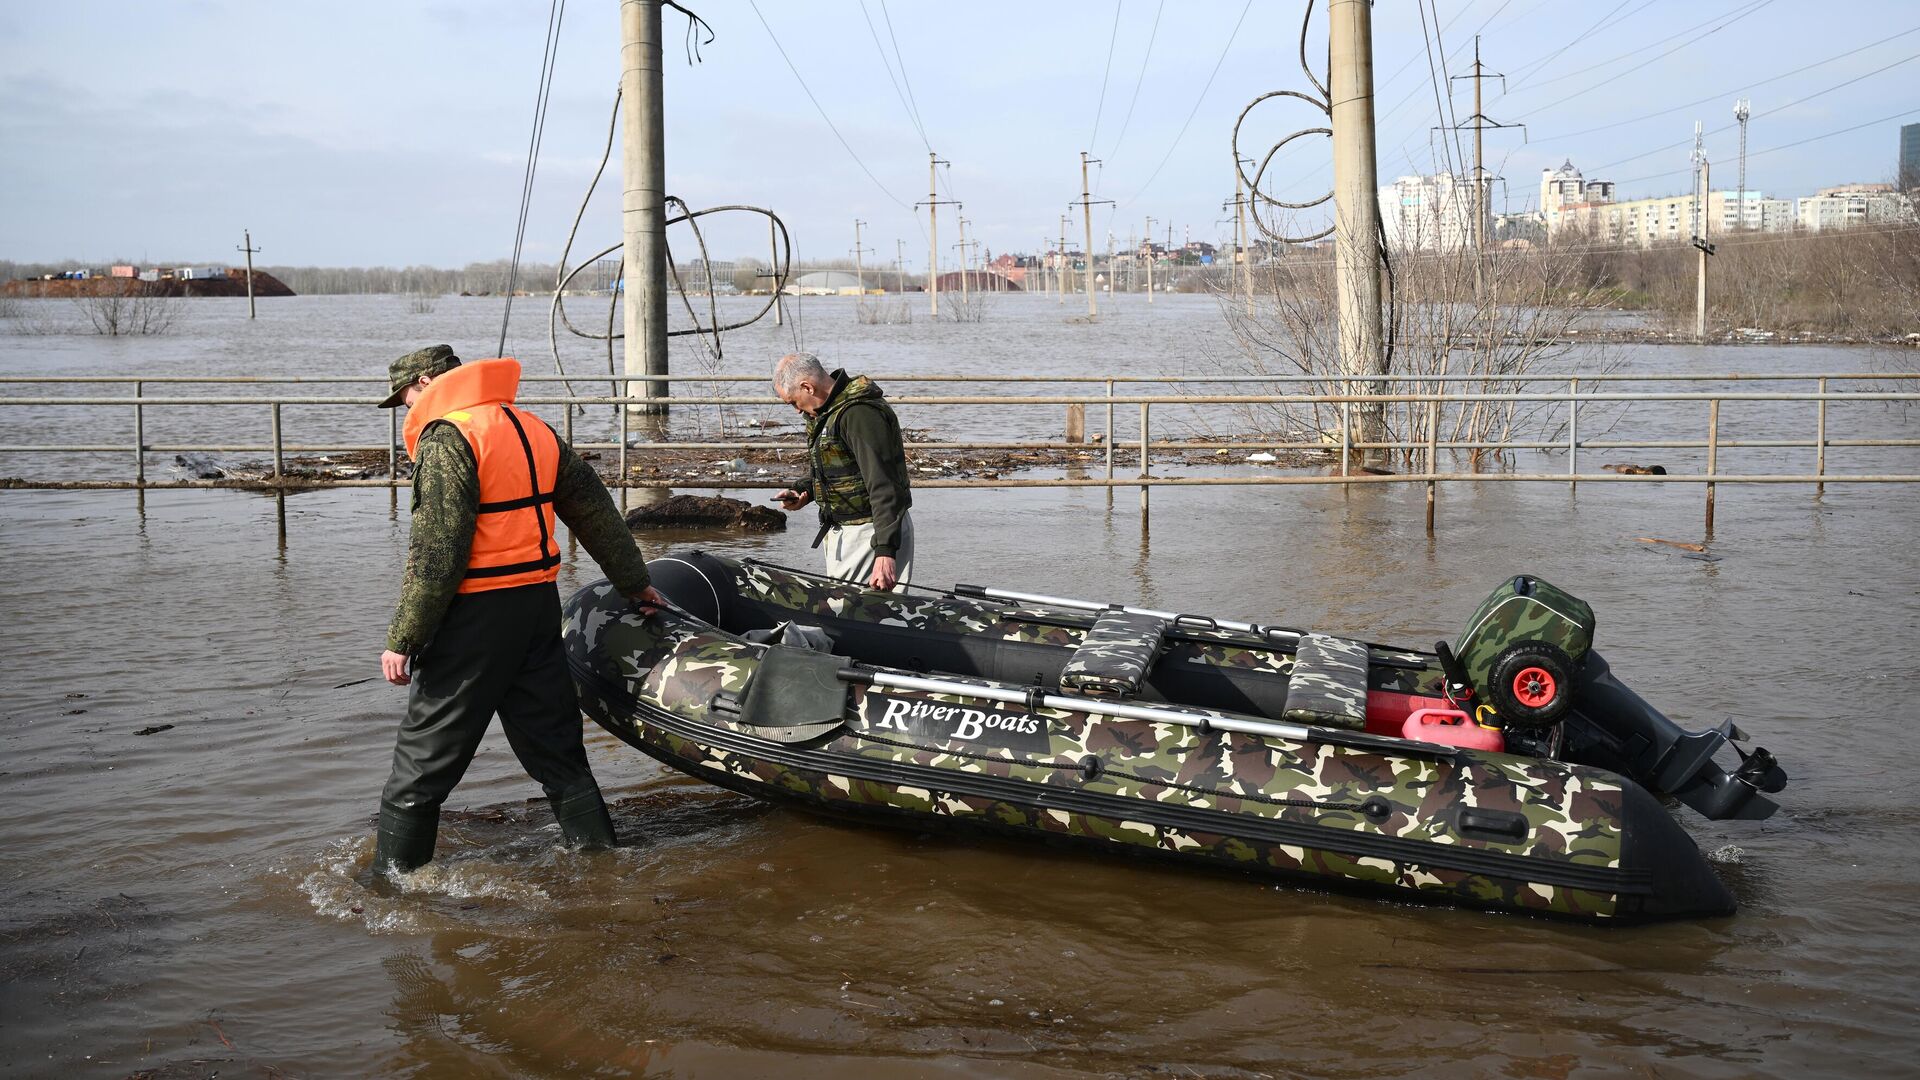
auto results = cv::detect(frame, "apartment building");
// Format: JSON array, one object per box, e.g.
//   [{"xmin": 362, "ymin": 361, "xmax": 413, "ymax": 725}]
[{"xmin": 1796, "ymin": 184, "xmax": 1914, "ymax": 231}]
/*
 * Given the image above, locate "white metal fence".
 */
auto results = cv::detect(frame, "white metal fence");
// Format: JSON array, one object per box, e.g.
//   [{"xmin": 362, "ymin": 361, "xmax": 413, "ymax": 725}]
[{"xmin": 3, "ymin": 371, "xmax": 1916, "ymax": 533}]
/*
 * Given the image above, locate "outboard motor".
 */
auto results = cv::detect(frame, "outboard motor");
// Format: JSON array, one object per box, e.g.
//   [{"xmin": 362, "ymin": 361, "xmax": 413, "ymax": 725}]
[{"xmin": 1444, "ymin": 574, "xmax": 1787, "ymax": 820}]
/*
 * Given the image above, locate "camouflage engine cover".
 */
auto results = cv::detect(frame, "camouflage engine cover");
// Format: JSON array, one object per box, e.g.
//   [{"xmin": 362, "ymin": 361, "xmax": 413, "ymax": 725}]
[
  {"xmin": 1454, "ymin": 575, "xmax": 1596, "ymax": 694},
  {"xmin": 561, "ymin": 580, "xmax": 1734, "ymax": 922}
]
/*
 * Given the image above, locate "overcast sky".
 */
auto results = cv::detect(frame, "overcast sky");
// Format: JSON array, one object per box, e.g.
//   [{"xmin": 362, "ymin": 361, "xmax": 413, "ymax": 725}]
[{"xmin": 4, "ymin": 0, "xmax": 1916, "ymax": 269}]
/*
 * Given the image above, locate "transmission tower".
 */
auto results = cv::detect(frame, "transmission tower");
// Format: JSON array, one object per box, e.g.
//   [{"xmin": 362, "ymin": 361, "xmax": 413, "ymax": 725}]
[
  {"xmin": 1444, "ymin": 37, "xmax": 1524, "ymax": 299},
  {"xmin": 1733, "ymin": 98, "xmax": 1751, "ymax": 231}
]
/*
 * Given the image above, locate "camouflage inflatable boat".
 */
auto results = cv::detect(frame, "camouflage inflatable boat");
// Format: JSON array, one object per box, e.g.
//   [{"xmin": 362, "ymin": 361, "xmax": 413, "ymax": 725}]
[{"xmin": 563, "ymin": 553, "xmax": 1786, "ymax": 922}]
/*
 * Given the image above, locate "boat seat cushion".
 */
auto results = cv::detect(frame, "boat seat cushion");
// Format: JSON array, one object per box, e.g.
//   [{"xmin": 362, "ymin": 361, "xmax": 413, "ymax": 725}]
[
  {"xmin": 1060, "ymin": 609, "xmax": 1171, "ymax": 697},
  {"xmin": 1283, "ymin": 632, "xmax": 1371, "ymax": 730}
]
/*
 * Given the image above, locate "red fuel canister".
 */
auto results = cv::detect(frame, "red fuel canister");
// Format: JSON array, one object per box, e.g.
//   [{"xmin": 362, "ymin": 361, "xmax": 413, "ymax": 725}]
[{"xmin": 1403, "ymin": 708, "xmax": 1506, "ymax": 752}]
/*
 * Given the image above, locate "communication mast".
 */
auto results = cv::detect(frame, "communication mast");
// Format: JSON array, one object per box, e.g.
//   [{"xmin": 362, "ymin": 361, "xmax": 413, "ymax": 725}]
[{"xmin": 1733, "ymin": 98, "xmax": 1751, "ymax": 231}]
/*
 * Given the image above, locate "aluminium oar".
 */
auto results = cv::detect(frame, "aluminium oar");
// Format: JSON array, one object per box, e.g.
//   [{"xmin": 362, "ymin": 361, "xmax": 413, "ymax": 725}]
[{"xmin": 836, "ymin": 666, "xmax": 1457, "ymax": 760}]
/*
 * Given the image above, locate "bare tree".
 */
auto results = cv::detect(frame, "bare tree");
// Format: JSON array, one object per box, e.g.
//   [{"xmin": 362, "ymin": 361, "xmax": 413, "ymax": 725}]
[{"xmin": 1209, "ymin": 236, "xmax": 1619, "ymax": 468}]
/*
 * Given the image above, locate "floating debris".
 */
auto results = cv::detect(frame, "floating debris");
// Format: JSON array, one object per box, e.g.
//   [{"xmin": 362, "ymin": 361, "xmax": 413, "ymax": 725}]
[{"xmin": 1634, "ymin": 537, "xmax": 1708, "ymax": 553}]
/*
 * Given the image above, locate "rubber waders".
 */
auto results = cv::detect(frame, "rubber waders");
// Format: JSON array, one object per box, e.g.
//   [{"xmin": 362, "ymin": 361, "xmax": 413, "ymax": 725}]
[
  {"xmin": 549, "ymin": 785, "xmax": 618, "ymax": 850},
  {"xmin": 374, "ymin": 801, "xmax": 439, "ymax": 874}
]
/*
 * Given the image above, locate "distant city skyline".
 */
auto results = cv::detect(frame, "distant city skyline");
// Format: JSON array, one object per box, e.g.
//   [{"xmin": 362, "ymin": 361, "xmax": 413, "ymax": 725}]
[{"xmin": 3, "ymin": 1, "xmax": 1916, "ymax": 268}]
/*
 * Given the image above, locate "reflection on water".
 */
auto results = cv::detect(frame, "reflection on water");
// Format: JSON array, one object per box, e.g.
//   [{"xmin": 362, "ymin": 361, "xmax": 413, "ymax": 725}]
[{"xmin": 2, "ymin": 295, "xmax": 1917, "ymax": 1076}]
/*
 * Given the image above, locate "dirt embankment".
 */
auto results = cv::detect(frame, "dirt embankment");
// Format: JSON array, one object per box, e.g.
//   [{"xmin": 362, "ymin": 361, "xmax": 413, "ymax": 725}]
[{"xmin": 2, "ymin": 270, "xmax": 296, "ymax": 299}]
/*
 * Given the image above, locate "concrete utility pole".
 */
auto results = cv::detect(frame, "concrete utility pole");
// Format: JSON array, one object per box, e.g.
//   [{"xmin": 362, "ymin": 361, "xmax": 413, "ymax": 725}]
[
  {"xmin": 1734, "ymin": 98, "xmax": 1751, "ymax": 231},
  {"xmin": 767, "ymin": 215, "xmax": 782, "ymax": 325},
  {"xmin": 1691, "ymin": 122, "xmax": 1715, "ymax": 342},
  {"xmin": 955, "ymin": 216, "xmax": 970, "ymax": 308},
  {"xmin": 1329, "ymin": 0, "xmax": 1387, "ymax": 445},
  {"xmin": 1058, "ymin": 215, "xmax": 1069, "ymax": 305},
  {"xmin": 1144, "ymin": 215, "xmax": 1156, "ymax": 302},
  {"xmin": 1076, "ymin": 152, "xmax": 1115, "ymax": 317},
  {"xmin": 1226, "ymin": 162, "xmax": 1254, "ymax": 315},
  {"xmin": 852, "ymin": 219, "xmax": 870, "ymax": 294},
  {"xmin": 917, "ymin": 152, "xmax": 959, "ymax": 317},
  {"xmin": 620, "ymin": 0, "xmax": 668, "ymax": 414},
  {"xmin": 896, "ymin": 238, "xmax": 906, "ymax": 294},
  {"xmin": 235, "ymin": 229, "xmax": 259, "ymax": 319}
]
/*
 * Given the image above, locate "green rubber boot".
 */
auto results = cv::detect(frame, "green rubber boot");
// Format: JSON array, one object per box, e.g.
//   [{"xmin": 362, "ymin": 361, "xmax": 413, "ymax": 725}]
[
  {"xmin": 373, "ymin": 801, "xmax": 439, "ymax": 874},
  {"xmin": 549, "ymin": 786, "xmax": 617, "ymax": 851}
]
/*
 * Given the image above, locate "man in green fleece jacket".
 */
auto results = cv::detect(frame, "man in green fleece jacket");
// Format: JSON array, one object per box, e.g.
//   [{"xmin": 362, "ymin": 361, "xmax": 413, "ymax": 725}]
[
  {"xmin": 772, "ymin": 353, "xmax": 915, "ymax": 590},
  {"xmin": 372, "ymin": 344, "xmax": 664, "ymax": 876}
]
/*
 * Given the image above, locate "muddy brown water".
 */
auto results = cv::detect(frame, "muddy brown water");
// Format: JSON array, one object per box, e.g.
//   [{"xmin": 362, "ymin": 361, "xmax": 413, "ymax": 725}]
[{"xmin": 2, "ymin": 294, "xmax": 1918, "ymax": 1077}]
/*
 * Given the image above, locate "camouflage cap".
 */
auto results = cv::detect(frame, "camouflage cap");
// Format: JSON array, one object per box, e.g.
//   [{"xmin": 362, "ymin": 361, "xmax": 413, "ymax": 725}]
[{"xmin": 378, "ymin": 344, "xmax": 461, "ymax": 408}]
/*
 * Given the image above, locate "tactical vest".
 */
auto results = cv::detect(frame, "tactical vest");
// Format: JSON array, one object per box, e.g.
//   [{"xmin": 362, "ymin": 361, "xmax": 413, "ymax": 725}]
[
  {"xmin": 806, "ymin": 374, "xmax": 901, "ymax": 531},
  {"xmin": 403, "ymin": 358, "xmax": 563, "ymax": 593}
]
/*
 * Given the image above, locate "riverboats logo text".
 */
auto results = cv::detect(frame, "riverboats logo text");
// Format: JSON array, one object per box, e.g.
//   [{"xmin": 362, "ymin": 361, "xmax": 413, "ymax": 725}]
[{"xmin": 860, "ymin": 691, "xmax": 1051, "ymax": 753}]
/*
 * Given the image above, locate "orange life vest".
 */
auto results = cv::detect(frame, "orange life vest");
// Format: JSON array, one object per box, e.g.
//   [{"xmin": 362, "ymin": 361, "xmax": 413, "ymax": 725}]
[{"xmin": 402, "ymin": 358, "xmax": 562, "ymax": 593}]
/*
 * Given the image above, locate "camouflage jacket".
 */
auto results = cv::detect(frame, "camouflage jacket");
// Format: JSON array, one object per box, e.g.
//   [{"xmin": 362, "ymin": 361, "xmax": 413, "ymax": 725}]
[
  {"xmin": 386, "ymin": 423, "xmax": 650, "ymax": 654},
  {"xmin": 795, "ymin": 371, "xmax": 912, "ymax": 555}
]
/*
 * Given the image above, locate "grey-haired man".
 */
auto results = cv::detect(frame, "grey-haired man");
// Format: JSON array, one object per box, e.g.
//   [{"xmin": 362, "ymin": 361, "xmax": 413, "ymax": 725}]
[{"xmin": 771, "ymin": 353, "xmax": 915, "ymax": 590}]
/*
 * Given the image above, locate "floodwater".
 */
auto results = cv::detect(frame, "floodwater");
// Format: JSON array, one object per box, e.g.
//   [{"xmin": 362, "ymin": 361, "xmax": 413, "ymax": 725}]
[{"xmin": 3, "ymin": 294, "xmax": 1919, "ymax": 1078}]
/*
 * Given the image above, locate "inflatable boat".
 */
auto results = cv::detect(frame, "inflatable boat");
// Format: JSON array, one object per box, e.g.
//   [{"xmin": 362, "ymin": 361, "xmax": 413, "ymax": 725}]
[{"xmin": 562, "ymin": 553, "xmax": 1786, "ymax": 922}]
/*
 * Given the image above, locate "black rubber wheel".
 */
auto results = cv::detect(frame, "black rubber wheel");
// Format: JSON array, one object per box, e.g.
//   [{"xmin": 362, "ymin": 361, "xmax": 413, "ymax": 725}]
[{"xmin": 1487, "ymin": 641, "xmax": 1575, "ymax": 729}]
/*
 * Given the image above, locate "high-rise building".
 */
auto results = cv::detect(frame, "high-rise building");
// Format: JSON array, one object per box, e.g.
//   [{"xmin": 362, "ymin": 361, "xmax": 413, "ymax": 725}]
[
  {"xmin": 1900, "ymin": 123, "xmax": 1920, "ymax": 192},
  {"xmin": 1378, "ymin": 172, "xmax": 1479, "ymax": 252},
  {"xmin": 1539, "ymin": 160, "xmax": 1615, "ymax": 235}
]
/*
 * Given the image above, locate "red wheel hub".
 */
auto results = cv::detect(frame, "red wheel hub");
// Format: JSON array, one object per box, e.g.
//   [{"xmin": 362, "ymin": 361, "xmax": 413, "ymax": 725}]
[{"xmin": 1512, "ymin": 666, "xmax": 1557, "ymax": 708}]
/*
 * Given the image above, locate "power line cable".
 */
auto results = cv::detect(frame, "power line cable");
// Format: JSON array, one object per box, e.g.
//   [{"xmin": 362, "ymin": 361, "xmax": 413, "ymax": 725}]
[
  {"xmin": 1370, "ymin": 0, "xmax": 1485, "ymax": 109},
  {"xmin": 1102, "ymin": 0, "xmax": 1164, "ymax": 163},
  {"xmin": 857, "ymin": 0, "xmax": 930, "ymax": 151},
  {"xmin": 1088, "ymin": 2, "xmax": 1123, "ymax": 151},
  {"xmin": 1496, "ymin": 0, "xmax": 1638, "ymax": 91},
  {"xmin": 1589, "ymin": 53, "xmax": 1920, "ymax": 175},
  {"xmin": 1355, "ymin": 0, "xmax": 1532, "ymax": 180},
  {"xmin": 1607, "ymin": 106, "xmax": 1920, "ymax": 187},
  {"xmin": 1119, "ymin": 0, "xmax": 1255, "ymax": 209},
  {"xmin": 1504, "ymin": 0, "xmax": 1754, "ymax": 97},
  {"xmin": 499, "ymin": 0, "xmax": 565, "ymax": 357},
  {"xmin": 1542, "ymin": 25, "xmax": 1920, "ymax": 142},
  {"xmin": 747, "ymin": 0, "xmax": 914, "ymax": 210},
  {"xmin": 1426, "ymin": 0, "xmax": 1470, "ymax": 175},
  {"xmin": 1416, "ymin": 0, "xmax": 1462, "ymax": 179},
  {"xmin": 879, "ymin": 0, "xmax": 932, "ymax": 152},
  {"xmin": 1510, "ymin": 0, "xmax": 1776, "ymax": 121}
]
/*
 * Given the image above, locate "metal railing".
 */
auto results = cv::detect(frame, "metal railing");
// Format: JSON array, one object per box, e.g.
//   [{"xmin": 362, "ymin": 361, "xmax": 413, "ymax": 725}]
[{"xmin": 3, "ymin": 371, "xmax": 1917, "ymax": 533}]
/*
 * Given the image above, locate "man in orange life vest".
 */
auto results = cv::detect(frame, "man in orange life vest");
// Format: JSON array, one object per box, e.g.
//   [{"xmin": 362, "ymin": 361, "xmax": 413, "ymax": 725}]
[{"xmin": 372, "ymin": 344, "xmax": 665, "ymax": 875}]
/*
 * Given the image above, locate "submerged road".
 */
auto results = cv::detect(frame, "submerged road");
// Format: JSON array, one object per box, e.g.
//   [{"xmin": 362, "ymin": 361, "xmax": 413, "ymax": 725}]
[
  {"xmin": 2, "ymin": 294, "xmax": 1917, "ymax": 1075},
  {"xmin": 2, "ymin": 471, "xmax": 1916, "ymax": 1077}
]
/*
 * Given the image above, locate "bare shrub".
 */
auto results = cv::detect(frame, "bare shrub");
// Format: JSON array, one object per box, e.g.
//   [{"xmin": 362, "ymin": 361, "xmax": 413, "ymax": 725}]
[
  {"xmin": 1561, "ymin": 224, "xmax": 1920, "ymax": 337},
  {"xmin": 943, "ymin": 292, "xmax": 991, "ymax": 323},
  {"xmin": 72, "ymin": 283, "xmax": 181, "ymax": 336},
  {"xmin": 406, "ymin": 292, "xmax": 438, "ymax": 314},
  {"xmin": 856, "ymin": 299, "xmax": 914, "ymax": 325}
]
